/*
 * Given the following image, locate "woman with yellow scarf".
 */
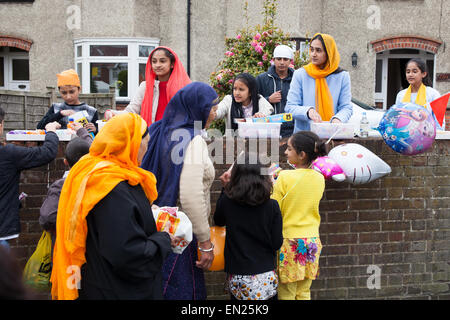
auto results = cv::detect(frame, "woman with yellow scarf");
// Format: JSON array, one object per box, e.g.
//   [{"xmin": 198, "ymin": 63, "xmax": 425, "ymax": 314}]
[
  {"xmin": 50, "ymin": 113, "xmax": 174, "ymax": 300},
  {"xmin": 286, "ymin": 33, "xmax": 353, "ymax": 132},
  {"xmin": 395, "ymin": 58, "xmax": 443, "ymax": 130}
]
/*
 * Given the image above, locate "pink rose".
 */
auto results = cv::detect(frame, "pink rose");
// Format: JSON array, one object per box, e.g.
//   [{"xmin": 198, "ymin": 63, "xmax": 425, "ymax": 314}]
[
  {"xmin": 254, "ymin": 45, "xmax": 263, "ymax": 54},
  {"xmin": 257, "ymin": 61, "xmax": 264, "ymax": 67},
  {"xmin": 254, "ymin": 33, "xmax": 261, "ymax": 41},
  {"xmin": 216, "ymin": 74, "xmax": 223, "ymax": 81},
  {"xmin": 251, "ymin": 40, "xmax": 258, "ymax": 47},
  {"xmin": 236, "ymin": 34, "xmax": 242, "ymax": 40},
  {"xmin": 260, "ymin": 42, "xmax": 266, "ymax": 47},
  {"xmin": 228, "ymin": 79, "xmax": 234, "ymax": 84},
  {"xmin": 262, "ymin": 54, "xmax": 268, "ymax": 61},
  {"xmin": 262, "ymin": 31, "xmax": 269, "ymax": 37}
]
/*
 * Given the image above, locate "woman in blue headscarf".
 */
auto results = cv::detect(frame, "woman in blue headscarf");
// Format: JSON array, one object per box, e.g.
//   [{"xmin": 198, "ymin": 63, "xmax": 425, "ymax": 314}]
[{"xmin": 141, "ymin": 82, "xmax": 218, "ymax": 300}]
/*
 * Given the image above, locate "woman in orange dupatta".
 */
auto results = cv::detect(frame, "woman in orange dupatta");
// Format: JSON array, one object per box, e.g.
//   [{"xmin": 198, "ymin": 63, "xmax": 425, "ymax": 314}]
[
  {"xmin": 105, "ymin": 46, "xmax": 191, "ymax": 125},
  {"xmin": 286, "ymin": 33, "xmax": 353, "ymax": 132},
  {"xmin": 51, "ymin": 113, "xmax": 173, "ymax": 300}
]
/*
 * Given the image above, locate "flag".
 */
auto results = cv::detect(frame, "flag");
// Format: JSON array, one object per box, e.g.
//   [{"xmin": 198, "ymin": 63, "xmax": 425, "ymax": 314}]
[{"xmin": 430, "ymin": 92, "xmax": 450, "ymax": 127}]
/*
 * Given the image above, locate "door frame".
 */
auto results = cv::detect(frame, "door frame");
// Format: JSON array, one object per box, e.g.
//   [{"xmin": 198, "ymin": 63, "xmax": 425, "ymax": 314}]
[
  {"xmin": 375, "ymin": 50, "xmax": 435, "ymax": 110},
  {"xmin": 0, "ymin": 47, "xmax": 30, "ymax": 91}
]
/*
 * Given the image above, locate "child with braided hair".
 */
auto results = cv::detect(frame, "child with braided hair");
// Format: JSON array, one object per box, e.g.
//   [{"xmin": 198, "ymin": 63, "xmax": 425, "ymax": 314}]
[{"xmin": 271, "ymin": 131, "xmax": 327, "ymax": 300}]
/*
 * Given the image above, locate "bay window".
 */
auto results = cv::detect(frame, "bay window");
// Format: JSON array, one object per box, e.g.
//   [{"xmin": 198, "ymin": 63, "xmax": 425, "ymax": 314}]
[{"xmin": 74, "ymin": 38, "xmax": 159, "ymax": 102}]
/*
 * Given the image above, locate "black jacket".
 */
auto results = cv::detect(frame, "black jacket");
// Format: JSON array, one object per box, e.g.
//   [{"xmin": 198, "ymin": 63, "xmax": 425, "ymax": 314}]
[
  {"xmin": 256, "ymin": 65, "xmax": 295, "ymax": 137},
  {"xmin": 37, "ymin": 102, "xmax": 98, "ymax": 130},
  {"xmin": 39, "ymin": 128, "xmax": 94, "ymax": 235},
  {"xmin": 78, "ymin": 181, "xmax": 172, "ymax": 300},
  {"xmin": 213, "ymin": 191, "xmax": 283, "ymax": 275},
  {"xmin": 0, "ymin": 132, "xmax": 59, "ymax": 238}
]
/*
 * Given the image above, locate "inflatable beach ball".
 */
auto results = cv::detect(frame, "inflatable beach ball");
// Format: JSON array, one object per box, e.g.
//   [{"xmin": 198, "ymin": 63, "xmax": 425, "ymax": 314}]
[
  {"xmin": 328, "ymin": 143, "xmax": 391, "ymax": 185},
  {"xmin": 377, "ymin": 103, "xmax": 436, "ymax": 155}
]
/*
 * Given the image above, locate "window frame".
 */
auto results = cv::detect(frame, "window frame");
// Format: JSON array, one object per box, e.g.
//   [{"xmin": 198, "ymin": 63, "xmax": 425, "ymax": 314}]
[
  {"xmin": 290, "ymin": 37, "xmax": 309, "ymax": 53},
  {"xmin": 74, "ymin": 38, "xmax": 159, "ymax": 102},
  {"xmin": 0, "ymin": 47, "xmax": 30, "ymax": 91}
]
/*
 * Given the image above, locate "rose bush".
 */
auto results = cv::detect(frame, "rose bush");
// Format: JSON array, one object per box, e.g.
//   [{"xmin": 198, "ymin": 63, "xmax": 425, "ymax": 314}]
[{"xmin": 209, "ymin": 0, "xmax": 309, "ymax": 132}]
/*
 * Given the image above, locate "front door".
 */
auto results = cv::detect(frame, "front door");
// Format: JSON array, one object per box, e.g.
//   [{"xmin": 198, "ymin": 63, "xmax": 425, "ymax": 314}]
[{"xmin": 374, "ymin": 49, "xmax": 435, "ymax": 109}]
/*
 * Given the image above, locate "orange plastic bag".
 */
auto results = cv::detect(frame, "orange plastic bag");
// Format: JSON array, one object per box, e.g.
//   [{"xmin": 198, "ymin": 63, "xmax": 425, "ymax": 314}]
[{"xmin": 198, "ymin": 226, "xmax": 226, "ymax": 271}]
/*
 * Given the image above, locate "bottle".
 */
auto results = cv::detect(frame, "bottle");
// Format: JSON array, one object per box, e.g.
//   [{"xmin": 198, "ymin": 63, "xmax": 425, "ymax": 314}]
[
  {"xmin": 68, "ymin": 117, "xmax": 75, "ymax": 130},
  {"xmin": 359, "ymin": 112, "xmax": 369, "ymax": 138}
]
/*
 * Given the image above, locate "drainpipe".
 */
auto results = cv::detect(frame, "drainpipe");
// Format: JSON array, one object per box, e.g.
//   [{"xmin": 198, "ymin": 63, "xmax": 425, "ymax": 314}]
[{"xmin": 187, "ymin": 0, "xmax": 191, "ymax": 77}]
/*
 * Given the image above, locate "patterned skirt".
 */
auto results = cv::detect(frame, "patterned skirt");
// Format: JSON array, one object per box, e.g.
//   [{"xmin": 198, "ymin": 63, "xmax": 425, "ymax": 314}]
[
  {"xmin": 227, "ymin": 270, "xmax": 278, "ymax": 300},
  {"xmin": 277, "ymin": 237, "xmax": 322, "ymax": 283}
]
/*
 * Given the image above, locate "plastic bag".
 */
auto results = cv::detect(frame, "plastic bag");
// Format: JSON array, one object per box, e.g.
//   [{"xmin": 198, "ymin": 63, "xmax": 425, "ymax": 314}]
[
  {"xmin": 152, "ymin": 206, "xmax": 192, "ymax": 254},
  {"xmin": 23, "ymin": 231, "xmax": 52, "ymax": 291}
]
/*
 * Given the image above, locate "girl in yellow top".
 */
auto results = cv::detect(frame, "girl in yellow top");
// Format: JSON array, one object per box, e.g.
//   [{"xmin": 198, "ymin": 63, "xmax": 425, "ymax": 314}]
[{"xmin": 271, "ymin": 131, "xmax": 327, "ymax": 300}]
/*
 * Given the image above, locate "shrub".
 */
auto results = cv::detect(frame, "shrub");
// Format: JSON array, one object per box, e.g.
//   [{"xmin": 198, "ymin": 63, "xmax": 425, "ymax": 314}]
[{"xmin": 209, "ymin": 0, "xmax": 309, "ymax": 132}]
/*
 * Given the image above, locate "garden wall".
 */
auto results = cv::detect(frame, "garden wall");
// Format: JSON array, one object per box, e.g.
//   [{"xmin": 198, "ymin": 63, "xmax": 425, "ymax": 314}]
[{"xmin": 5, "ymin": 137, "xmax": 450, "ymax": 300}]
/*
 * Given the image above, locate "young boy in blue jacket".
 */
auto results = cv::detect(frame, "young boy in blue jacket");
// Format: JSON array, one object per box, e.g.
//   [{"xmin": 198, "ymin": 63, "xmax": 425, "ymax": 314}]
[{"xmin": 256, "ymin": 45, "xmax": 295, "ymax": 137}]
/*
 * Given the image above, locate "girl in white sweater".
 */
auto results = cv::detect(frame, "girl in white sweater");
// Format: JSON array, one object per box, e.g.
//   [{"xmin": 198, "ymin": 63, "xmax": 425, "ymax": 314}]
[{"xmin": 216, "ymin": 73, "xmax": 273, "ymax": 132}]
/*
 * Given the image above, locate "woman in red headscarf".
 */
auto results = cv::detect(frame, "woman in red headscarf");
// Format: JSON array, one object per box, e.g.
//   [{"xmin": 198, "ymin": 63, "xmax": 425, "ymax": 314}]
[{"xmin": 105, "ymin": 46, "xmax": 191, "ymax": 125}]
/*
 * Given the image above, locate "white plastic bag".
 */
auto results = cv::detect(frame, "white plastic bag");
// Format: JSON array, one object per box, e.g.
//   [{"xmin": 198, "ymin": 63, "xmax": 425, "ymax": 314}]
[{"xmin": 152, "ymin": 206, "xmax": 192, "ymax": 254}]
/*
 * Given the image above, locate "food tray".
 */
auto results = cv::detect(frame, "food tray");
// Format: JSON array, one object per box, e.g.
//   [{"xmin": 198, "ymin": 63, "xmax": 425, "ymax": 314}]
[{"xmin": 6, "ymin": 129, "xmax": 73, "ymax": 141}]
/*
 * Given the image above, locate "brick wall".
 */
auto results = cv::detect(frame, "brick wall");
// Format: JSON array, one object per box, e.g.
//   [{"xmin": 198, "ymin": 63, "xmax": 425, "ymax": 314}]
[
  {"xmin": 6, "ymin": 138, "xmax": 450, "ymax": 300},
  {"xmin": 311, "ymin": 139, "xmax": 449, "ymax": 300}
]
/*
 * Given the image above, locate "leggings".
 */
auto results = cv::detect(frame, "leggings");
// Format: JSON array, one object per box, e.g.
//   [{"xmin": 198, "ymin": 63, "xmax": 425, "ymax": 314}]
[{"xmin": 278, "ymin": 279, "xmax": 313, "ymax": 300}]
